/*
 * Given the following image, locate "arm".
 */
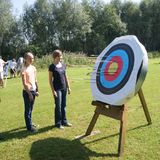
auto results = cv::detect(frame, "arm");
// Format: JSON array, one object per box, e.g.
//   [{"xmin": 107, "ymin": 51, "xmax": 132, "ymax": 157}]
[
  {"xmin": 49, "ymin": 71, "xmax": 57, "ymax": 97},
  {"xmin": 65, "ymin": 72, "xmax": 71, "ymax": 94},
  {"xmin": 22, "ymin": 73, "xmax": 34, "ymax": 101},
  {"xmin": 2, "ymin": 60, "xmax": 7, "ymax": 65},
  {"xmin": 35, "ymin": 69, "xmax": 39, "ymax": 96}
]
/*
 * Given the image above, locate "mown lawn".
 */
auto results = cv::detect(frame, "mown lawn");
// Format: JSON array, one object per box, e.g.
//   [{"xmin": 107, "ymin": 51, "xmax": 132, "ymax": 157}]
[{"xmin": 0, "ymin": 59, "xmax": 160, "ymax": 160}]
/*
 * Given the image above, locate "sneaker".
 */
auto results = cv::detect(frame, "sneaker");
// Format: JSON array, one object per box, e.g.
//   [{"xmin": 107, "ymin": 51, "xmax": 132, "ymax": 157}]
[
  {"xmin": 28, "ymin": 127, "xmax": 38, "ymax": 133},
  {"xmin": 56, "ymin": 125, "xmax": 64, "ymax": 129},
  {"xmin": 63, "ymin": 123, "xmax": 72, "ymax": 127},
  {"xmin": 32, "ymin": 124, "xmax": 39, "ymax": 128}
]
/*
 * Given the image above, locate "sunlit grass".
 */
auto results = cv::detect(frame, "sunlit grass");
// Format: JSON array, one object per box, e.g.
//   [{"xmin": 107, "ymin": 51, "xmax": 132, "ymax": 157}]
[{"xmin": 0, "ymin": 58, "xmax": 160, "ymax": 160}]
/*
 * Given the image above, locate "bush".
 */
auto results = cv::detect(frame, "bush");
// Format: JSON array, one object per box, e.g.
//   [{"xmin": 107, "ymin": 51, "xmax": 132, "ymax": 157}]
[
  {"xmin": 34, "ymin": 52, "xmax": 95, "ymax": 69},
  {"xmin": 148, "ymin": 51, "xmax": 160, "ymax": 59},
  {"xmin": 33, "ymin": 51, "xmax": 160, "ymax": 69},
  {"xmin": 24, "ymin": 45, "xmax": 43, "ymax": 57}
]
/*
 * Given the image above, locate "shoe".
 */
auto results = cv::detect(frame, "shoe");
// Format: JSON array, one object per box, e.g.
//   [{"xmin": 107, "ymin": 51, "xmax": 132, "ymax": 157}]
[
  {"xmin": 63, "ymin": 123, "xmax": 72, "ymax": 127},
  {"xmin": 32, "ymin": 124, "xmax": 39, "ymax": 128},
  {"xmin": 28, "ymin": 127, "xmax": 38, "ymax": 133},
  {"xmin": 56, "ymin": 125, "xmax": 64, "ymax": 129}
]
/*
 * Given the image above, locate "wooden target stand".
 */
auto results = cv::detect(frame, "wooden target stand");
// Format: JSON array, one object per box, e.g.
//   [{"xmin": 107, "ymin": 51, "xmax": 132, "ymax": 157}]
[{"xmin": 84, "ymin": 88, "xmax": 151, "ymax": 157}]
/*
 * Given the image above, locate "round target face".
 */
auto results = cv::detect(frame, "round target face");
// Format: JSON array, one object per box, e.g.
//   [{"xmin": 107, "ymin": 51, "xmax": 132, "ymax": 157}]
[
  {"xmin": 96, "ymin": 44, "xmax": 134, "ymax": 95},
  {"xmin": 91, "ymin": 35, "xmax": 148, "ymax": 106}
]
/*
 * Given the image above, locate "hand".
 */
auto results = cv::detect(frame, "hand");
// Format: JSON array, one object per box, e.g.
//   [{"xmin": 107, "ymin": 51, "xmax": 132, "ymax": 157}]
[
  {"xmin": 68, "ymin": 88, "xmax": 71, "ymax": 94},
  {"xmin": 29, "ymin": 93, "xmax": 34, "ymax": 101},
  {"xmin": 52, "ymin": 90, "xmax": 57, "ymax": 97},
  {"xmin": 35, "ymin": 92, "xmax": 39, "ymax": 97}
]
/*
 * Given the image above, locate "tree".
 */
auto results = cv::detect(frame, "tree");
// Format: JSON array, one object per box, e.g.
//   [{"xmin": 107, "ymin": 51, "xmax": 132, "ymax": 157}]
[
  {"xmin": 137, "ymin": 0, "xmax": 160, "ymax": 51},
  {"xmin": 121, "ymin": 1, "xmax": 141, "ymax": 36},
  {"xmin": 0, "ymin": 0, "xmax": 13, "ymax": 56},
  {"xmin": 23, "ymin": 0, "xmax": 53, "ymax": 55},
  {"xmin": 110, "ymin": 0, "xmax": 122, "ymax": 15},
  {"xmin": 82, "ymin": 0, "xmax": 126, "ymax": 55},
  {"xmin": 54, "ymin": 0, "xmax": 92, "ymax": 51},
  {"xmin": 3, "ymin": 0, "xmax": 160, "ymax": 57},
  {"xmin": 22, "ymin": 0, "xmax": 91, "ymax": 54},
  {"xmin": 2, "ymin": 19, "xmax": 26, "ymax": 58}
]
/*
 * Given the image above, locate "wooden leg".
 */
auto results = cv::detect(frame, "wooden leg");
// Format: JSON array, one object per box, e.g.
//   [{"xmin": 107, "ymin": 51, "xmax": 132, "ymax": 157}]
[
  {"xmin": 118, "ymin": 105, "xmax": 127, "ymax": 157},
  {"xmin": 138, "ymin": 88, "xmax": 152, "ymax": 124},
  {"xmin": 85, "ymin": 106, "xmax": 100, "ymax": 136}
]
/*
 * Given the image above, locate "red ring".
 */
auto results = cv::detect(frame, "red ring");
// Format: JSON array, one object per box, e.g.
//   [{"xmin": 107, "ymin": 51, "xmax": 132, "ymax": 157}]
[{"xmin": 104, "ymin": 56, "xmax": 123, "ymax": 81}]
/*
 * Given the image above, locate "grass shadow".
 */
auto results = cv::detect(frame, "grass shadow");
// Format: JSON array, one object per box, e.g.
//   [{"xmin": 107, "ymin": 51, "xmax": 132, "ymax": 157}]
[
  {"xmin": 83, "ymin": 123, "xmax": 149, "ymax": 145},
  {"xmin": 0, "ymin": 125, "xmax": 54, "ymax": 142},
  {"xmin": 29, "ymin": 137, "xmax": 118, "ymax": 160},
  {"xmin": 0, "ymin": 124, "xmax": 149, "ymax": 159}
]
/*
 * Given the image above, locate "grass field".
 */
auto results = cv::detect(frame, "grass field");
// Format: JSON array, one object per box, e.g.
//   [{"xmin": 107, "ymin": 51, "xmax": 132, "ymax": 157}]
[{"xmin": 0, "ymin": 59, "xmax": 160, "ymax": 160}]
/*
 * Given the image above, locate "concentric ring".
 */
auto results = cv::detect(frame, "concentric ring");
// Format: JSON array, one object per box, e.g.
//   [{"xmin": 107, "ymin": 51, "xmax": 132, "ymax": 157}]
[{"xmin": 104, "ymin": 56, "xmax": 123, "ymax": 81}]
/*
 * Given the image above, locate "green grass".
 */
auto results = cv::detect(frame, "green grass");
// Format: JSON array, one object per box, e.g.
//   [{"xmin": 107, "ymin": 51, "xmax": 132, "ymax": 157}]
[{"xmin": 0, "ymin": 59, "xmax": 160, "ymax": 160}]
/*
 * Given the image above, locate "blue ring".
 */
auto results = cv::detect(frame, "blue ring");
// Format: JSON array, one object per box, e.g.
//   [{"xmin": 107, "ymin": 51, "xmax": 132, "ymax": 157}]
[{"xmin": 99, "ymin": 50, "xmax": 129, "ymax": 88}]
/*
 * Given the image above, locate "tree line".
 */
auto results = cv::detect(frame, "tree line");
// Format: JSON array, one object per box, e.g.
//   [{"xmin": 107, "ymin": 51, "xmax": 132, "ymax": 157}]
[{"xmin": 1, "ymin": 0, "xmax": 160, "ymax": 59}]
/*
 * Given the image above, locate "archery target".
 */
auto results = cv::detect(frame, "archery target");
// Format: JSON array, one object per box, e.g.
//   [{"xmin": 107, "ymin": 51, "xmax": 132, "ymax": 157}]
[{"xmin": 91, "ymin": 35, "xmax": 148, "ymax": 106}]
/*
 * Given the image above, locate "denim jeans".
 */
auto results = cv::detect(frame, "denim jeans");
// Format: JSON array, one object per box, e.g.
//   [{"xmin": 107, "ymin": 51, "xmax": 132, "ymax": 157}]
[
  {"xmin": 23, "ymin": 90, "xmax": 35, "ymax": 130},
  {"xmin": 54, "ymin": 89, "xmax": 67, "ymax": 127}
]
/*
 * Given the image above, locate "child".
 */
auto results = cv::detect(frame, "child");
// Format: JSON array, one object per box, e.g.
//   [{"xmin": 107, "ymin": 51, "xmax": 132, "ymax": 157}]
[
  {"xmin": 21, "ymin": 52, "xmax": 39, "ymax": 132},
  {"xmin": 49, "ymin": 50, "xmax": 72, "ymax": 129}
]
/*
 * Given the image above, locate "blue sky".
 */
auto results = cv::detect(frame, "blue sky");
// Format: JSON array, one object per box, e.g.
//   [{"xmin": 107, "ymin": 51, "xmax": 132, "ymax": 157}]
[
  {"xmin": 11, "ymin": 0, "xmax": 141, "ymax": 16},
  {"xmin": 11, "ymin": 0, "xmax": 35, "ymax": 16}
]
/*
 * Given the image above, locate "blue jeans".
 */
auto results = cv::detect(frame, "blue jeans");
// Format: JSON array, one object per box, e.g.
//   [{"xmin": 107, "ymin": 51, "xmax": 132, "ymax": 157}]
[
  {"xmin": 23, "ymin": 90, "xmax": 35, "ymax": 130},
  {"xmin": 54, "ymin": 89, "xmax": 67, "ymax": 127}
]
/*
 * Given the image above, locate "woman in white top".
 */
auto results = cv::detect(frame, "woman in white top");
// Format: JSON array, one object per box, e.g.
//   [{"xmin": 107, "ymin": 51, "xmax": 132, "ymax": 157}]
[{"xmin": 21, "ymin": 52, "xmax": 39, "ymax": 132}]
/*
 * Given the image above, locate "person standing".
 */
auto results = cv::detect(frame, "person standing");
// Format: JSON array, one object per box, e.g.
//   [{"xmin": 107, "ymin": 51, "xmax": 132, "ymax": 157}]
[
  {"xmin": 10, "ymin": 58, "xmax": 17, "ymax": 78},
  {"xmin": 49, "ymin": 50, "xmax": 72, "ymax": 129},
  {"xmin": 21, "ymin": 52, "xmax": 39, "ymax": 132},
  {"xmin": 0, "ymin": 56, "xmax": 6, "ymax": 88}
]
